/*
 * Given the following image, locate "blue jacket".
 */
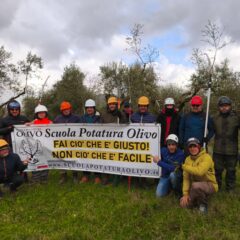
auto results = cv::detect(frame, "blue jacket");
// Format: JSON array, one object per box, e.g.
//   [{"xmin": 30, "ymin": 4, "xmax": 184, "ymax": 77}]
[
  {"xmin": 0, "ymin": 153, "xmax": 27, "ymax": 182},
  {"xmin": 157, "ymin": 147, "xmax": 185, "ymax": 178},
  {"xmin": 54, "ymin": 113, "xmax": 80, "ymax": 123},
  {"xmin": 179, "ymin": 112, "xmax": 214, "ymax": 146},
  {"xmin": 78, "ymin": 114, "xmax": 101, "ymax": 124},
  {"xmin": 131, "ymin": 111, "xmax": 156, "ymax": 123}
]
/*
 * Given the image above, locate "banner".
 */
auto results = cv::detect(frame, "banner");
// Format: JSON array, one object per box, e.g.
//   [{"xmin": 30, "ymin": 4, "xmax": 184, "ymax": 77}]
[{"xmin": 12, "ymin": 124, "xmax": 161, "ymax": 178}]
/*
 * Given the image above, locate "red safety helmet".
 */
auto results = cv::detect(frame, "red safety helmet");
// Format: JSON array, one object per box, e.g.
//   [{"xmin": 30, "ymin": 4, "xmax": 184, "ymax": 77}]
[{"xmin": 191, "ymin": 96, "xmax": 203, "ymax": 105}]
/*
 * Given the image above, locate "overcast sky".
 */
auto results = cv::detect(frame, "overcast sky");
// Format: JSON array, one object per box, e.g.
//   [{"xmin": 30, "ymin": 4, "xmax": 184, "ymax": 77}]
[{"xmin": 0, "ymin": 0, "xmax": 240, "ymax": 90}]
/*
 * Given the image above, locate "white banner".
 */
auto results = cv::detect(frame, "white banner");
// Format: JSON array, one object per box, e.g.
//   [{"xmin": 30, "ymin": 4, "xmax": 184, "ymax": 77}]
[{"xmin": 12, "ymin": 124, "xmax": 161, "ymax": 178}]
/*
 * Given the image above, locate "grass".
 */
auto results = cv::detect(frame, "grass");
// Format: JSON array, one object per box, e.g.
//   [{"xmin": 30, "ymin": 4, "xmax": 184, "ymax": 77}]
[{"xmin": 0, "ymin": 170, "xmax": 240, "ymax": 240}]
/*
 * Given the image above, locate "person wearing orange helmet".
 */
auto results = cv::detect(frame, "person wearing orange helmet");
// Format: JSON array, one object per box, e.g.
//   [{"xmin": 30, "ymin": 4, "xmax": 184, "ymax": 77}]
[
  {"xmin": 54, "ymin": 101, "xmax": 80, "ymax": 184},
  {"xmin": 0, "ymin": 139, "xmax": 29, "ymax": 197},
  {"xmin": 179, "ymin": 95, "xmax": 214, "ymax": 148}
]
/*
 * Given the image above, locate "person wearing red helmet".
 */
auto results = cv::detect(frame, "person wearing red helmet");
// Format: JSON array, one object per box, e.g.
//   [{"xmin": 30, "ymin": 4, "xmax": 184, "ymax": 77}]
[{"xmin": 179, "ymin": 95, "xmax": 214, "ymax": 148}]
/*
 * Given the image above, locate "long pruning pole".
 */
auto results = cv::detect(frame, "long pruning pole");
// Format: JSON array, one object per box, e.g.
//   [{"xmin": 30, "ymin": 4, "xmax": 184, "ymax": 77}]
[{"xmin": 203, "ymin": 76, "xmax": 212, "ymax": 149}]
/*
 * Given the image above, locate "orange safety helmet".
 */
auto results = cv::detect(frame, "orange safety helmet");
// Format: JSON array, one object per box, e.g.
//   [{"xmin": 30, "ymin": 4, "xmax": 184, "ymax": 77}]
[
  {"xmin": 60, "ymin": 101, "xmax": 72, "ymax": 111},
  {"xmin": 0, "ymin": 139, "xmax": 9, "ymax": 149}
]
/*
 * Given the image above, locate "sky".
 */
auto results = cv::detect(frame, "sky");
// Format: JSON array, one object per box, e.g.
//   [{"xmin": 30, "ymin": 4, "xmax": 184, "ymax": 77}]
[{"xmin": 0, "ymin": 0, "xmax": 240, "ymax": 92}]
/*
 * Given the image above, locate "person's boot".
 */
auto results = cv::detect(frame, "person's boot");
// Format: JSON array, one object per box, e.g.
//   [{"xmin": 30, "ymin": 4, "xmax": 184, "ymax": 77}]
[
  {"xmin": 59, "ymin": 173, "xmax": 67, "ymax": 184},
  {"xmin": 199, "ymin": 203, "xmax": 208, "ymax": 214},
  {"xmin": 94, "ymin": 177, "xmax": 101, "ymax": 184},
  {"xmin": 80, "ymin": 176, "xmax": 89, "ymax": 183},
  {"xmin": 0, "ymin": 188, "xmax": 4, "ymax": 199}
]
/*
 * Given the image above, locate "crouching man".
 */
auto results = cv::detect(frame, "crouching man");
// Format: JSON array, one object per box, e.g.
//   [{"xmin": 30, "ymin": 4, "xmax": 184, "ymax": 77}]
[
  {"xmin": 153, "ymin": 134, "xmax": 185, "ymax": 197},
  {"xmin": 180, "ymin": 138, "xmax": 218, "ymax": 213},
  {"xmin": 0, "ymin": 139, "xmax": 29, "ymax": 197}
]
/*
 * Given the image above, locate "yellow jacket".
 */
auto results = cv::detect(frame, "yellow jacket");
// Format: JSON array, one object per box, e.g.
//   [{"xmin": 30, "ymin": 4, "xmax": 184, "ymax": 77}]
[{"xmin": 182, "ymin": 149, "xmax": 218, "ymax": 196}]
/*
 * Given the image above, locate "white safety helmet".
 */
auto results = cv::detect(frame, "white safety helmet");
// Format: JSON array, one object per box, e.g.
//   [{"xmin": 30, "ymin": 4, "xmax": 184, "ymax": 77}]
[
  {"xmin": 85, "ymin": 99, "xmax": 96, "ymax": 108},
  {"xmin": 35, "ymin": 104, "xmax": 48, "ymax": 113},
  {"xmin": 166, "ymin": 134, "xmax": 178, "ymax": 144},
  {"xmin": 164, "ymin": 98, "xmax": 175, "ymax": 105}
]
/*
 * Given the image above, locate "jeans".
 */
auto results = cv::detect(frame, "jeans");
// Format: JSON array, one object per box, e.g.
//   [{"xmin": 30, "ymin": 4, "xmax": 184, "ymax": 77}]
[{"xmin": 156, "ymin": 172, "xmax": 182, "ymax": 197}]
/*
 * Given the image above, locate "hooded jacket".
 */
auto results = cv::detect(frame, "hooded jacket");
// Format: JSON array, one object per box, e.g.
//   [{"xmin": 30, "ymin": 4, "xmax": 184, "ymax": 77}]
[
  {"xmin": 0, "ymin": 153, "xmax": 27, "ymax": 182},
  {"xmin": 156, "ymin": 108, "xmax": 180, "ymax": 146},
  {"xmin": 33, "ymin": 118, "xmax": 52, "ymax": 124},
  {"xmin": 157, "ymin": 147, "xmax": 185, "ymax": 178},
  {"xmin": 79, "ymin": 114, "xmax": 102, "ymax": 124},
  {"xmin": 54, "ymin": 113, "xmax": 80, "ymax": 123},
  {"xmin": 179, "ymin": 111, "xmax": 214, "ymax": 146},
  {"xmin": 101, "ymin": 108, "xmax": 127, "ymax": 124},
  {"xmin": 182, "ymin": 149, "xmax": 218, "ymax": 196},
  {"xmin": 213, "ymin": 110, "xmax": 240, "ymax": 155},
  {"xmin": 0, "ymin": 114, "xmax": 30, "ymax": 145}
]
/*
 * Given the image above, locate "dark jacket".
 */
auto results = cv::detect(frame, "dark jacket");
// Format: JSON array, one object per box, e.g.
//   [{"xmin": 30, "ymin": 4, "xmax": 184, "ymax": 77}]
[
  {"xmin": 0, "ymin": 153, "xmax": 27, "ymax": 183},
  {"xmin": 213, "ymin": 111, "xmax": 240, "ymax": 155},
  {"xmin": 54, "ymin": 113, "xmax": 80, "ymax": 123},
  {"xmin": 101, "ymin": 109, "xmax": 127, "ymax": 124},
  {"xmin": 131, "ymin": 111, "xmax": 156, "ymax": 123},
  {"xmin": 157, "ymin": 147, "xmax": 185, "ymax": 178},
  {"xmin": 79, "ymin": 114, "xmax": 102, "ymax": 124},
  {"xmin": 179, "ymin": 111, "xmax": 214, "ymax": 146},
  {"xmin": 156, "ymin": 108, "xmax": 180, "ymax": 147},
  {"xmin": 0, "ymin": 114, "xmax": 30, "ymax": 145}
]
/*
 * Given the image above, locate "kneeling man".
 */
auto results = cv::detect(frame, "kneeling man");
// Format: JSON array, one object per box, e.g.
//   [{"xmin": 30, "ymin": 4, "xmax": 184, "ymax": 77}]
[{"xmin": 180, "ymin": 138, "xmax": 218, "ymax": 213}]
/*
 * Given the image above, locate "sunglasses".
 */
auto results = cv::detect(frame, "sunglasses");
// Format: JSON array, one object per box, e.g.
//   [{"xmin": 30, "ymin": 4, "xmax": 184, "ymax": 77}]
[
  {"xmin": 192, "ymin": 105, "xmax": 201, "ymax": 107},
  {"xmin": 10, "ymin": 108, "xmax": 20, "ymax": 111}
]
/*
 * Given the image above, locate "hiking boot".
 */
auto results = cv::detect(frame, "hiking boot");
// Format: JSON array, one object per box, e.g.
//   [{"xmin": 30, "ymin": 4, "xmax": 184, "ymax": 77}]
[
  {"xmin": 199, "ymin": 204, "xmax": 208, "ymax": 214},
  {"xmin": 59, "ymin": 173, "xmax": 67, "ymax": 184},
  {"xmin": 94, "ymin": 177, "xmax": 101, "ymax": 184},
  {"xmin": 102, "ymin": 177, "xmax": 110, "ymax": 186},
  {"xmin": 80, "ymin": 176, "xmax": 89, "ymax": 183}
]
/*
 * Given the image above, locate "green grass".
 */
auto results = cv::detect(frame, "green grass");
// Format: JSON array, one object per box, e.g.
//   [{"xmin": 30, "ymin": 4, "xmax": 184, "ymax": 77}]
[{"xmin": 0, "ymin": 170, "xmax": 240, "ymax": 240}]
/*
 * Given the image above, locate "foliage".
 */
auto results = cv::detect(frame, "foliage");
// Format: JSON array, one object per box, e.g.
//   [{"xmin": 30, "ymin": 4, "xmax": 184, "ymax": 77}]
[
  {"xmin": 0, "ymin": 46, "xmax": 43, "ymax": 113},
  {"xmin": 0, "ymin": 46, "xmax": 19, "ymax": 93},
  {"xmin": 23, "ymin": 64, "xmax": 95, "ymax": 119},
  {"xmin": 99, "ymin": 62, "xmax": 160, "ymax": 111}
]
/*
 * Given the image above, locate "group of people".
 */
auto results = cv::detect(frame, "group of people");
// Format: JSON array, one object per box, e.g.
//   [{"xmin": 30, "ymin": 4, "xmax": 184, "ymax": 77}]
[{"xmin": 0, "ymin": 94, "xmax": 239, "ymax": 214}]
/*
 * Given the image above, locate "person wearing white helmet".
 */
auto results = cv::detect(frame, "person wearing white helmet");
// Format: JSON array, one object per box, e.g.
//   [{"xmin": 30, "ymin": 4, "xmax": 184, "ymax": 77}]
[
  {"xmin": 156, "ymin": 97, "xmax": 180, "ymax": 147},
  {"xmin": 153, "ymin": 134, "xmax": 185, "ymax": 197},
  {"xmin": 79, "ymin": 99, "xmax": 102, "ymax": 184},
  {"xmin": 33, "ymin": 105, "xmax": 52, "ymax": 124},
  {"xmin": 31, "ymin": 104, "xmax": 52, "ymax": 183}
]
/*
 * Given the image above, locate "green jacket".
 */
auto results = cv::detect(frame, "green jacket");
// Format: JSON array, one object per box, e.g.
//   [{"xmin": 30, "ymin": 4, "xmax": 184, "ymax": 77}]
[
  {"xmin": 213, "ymin": 111, "xmax": 240, "ymax": 155},
  {"xmin": 101, "ymin": 109, "xmax": 127, "ymax": 124}
]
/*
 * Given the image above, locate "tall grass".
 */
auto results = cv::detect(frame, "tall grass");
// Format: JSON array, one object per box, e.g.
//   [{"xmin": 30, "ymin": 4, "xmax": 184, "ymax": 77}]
[{"xmin": 0, "ymin": 170, "xmax": 239, "ymax": 240}]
